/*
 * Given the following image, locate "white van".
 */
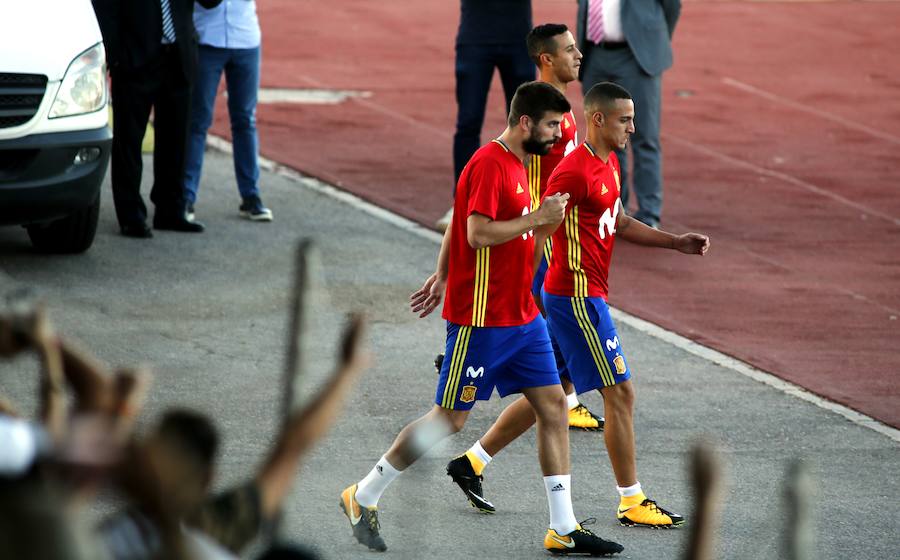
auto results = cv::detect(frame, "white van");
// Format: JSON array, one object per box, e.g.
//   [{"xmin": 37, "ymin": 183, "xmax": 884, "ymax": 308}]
[{"xmin": 0, "ymin": 0, "xmax": 111, "ymax": 253}]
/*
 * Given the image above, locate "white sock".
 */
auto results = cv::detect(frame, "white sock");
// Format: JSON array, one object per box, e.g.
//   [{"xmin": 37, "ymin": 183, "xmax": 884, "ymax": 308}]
[
  {"xmin": 355, "ymin": 456, "xmax": 402, "ymax": 507},
  {"xmin": 544, "ymin": 474, "xmax": 578, "ymax": 535},
  {"xmin": 617, "ymin": 481, "xmax": 643, "ymax": 498},
  {"xmin": 469, "ymin": 440, "xmax": 492, "ymax": 466},
  {"xmin": 566, "ymin": 392, "xmax": 579, "ymax": 410}
]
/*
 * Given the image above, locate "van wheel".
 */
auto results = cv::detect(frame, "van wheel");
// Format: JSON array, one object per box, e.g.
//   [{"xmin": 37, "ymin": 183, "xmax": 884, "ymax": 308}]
[{"xmin": 26, "ymin": 194, "xmax": 100, "ymax": 254}]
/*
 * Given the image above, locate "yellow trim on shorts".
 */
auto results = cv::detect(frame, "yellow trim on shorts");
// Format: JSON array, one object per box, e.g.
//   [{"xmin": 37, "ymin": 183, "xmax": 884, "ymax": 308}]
[
  {"xmin": 442, "ymin": 325, "xmax": 472, "ymax": 408},
  {"xmin": 571, "ymin": 297, "xmax": 616, "ymax": 387}
]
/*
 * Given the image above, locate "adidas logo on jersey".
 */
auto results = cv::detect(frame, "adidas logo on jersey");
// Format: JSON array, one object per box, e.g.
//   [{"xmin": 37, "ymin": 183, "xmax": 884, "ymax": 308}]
[
  {"xmin": 516, "ymin": 183, "xmax": 524, "ymax": 194},
  {"xmin": 601, "ymin": 184, "xmax": 608, "ymax": 195}
]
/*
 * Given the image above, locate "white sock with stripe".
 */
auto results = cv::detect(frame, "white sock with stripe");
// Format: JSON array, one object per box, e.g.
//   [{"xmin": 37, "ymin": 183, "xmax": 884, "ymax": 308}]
[
  {"xmin": 465, "ymin": 440, "xmax": 492, "ymax": 476},
  {"xmin": 544, "ymin": 474, "xmax": 578, "ymax": 535},
  {"xmin": 355, "ymin": 456, "xmax": 401, "ymax": 507}
]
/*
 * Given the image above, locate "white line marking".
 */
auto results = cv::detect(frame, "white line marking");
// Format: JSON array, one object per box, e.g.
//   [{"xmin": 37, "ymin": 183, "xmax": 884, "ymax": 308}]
[
  {"xmin": 256, "ymin": 88, "xmax": 372, "ymax": 105},
  {"xmin": 207, "ymin": 134, "xmax": 900, "ymax": 443},
  {"xmin": 722, "ymin": 77, "xmax": 900, "ymax": 146},
  {"xmin": 608, "ymin": 308, "xmax": 900, "ymax": 443},
  {"xmin": 662, "ymin": 133, "xmax": 900, "ymax": 227},
  {"xmin": 206, "ymin": 136, "xmax": 442, "ymax": 244}
]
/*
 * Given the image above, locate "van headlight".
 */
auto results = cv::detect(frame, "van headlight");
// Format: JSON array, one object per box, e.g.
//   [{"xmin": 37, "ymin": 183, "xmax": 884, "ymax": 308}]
[{"xmin": 49, "ymin": 43, "xmax": 108, "ymax": 119}]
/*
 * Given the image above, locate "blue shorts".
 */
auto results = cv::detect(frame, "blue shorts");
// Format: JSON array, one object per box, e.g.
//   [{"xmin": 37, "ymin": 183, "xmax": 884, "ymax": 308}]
[
  {"xmin": 541, "ymin": 292, "xmax": 631, "ymax": 393},
  {"xmin": 531, "ymin": 254, "xmax": 571, "ymax": 382},
  {"xmin": 435, "ymin": 315, "xmax": 560, "ymax": 410}
]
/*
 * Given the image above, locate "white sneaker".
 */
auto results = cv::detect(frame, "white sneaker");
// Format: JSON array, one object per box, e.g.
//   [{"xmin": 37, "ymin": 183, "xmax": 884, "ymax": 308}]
[{"xmin": 436, "ymin": 207, "xmax": 453, "ymax": 231}]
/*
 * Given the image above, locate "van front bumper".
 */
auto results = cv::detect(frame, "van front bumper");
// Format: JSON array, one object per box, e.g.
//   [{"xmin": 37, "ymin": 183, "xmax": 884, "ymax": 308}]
[{"xmin": 0, "ymin": 125, "xmax": 111, "ymax": 226}]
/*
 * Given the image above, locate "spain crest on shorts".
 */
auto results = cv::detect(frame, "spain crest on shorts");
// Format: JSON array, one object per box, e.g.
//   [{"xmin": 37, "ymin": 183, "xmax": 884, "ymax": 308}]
[
  {"xmin": 614, "ymin": 355, "xmax": 627, "ymax": 375},
  {"xmin": 460, "ymin": 385, "xmax": 477, "ymax": 403}
]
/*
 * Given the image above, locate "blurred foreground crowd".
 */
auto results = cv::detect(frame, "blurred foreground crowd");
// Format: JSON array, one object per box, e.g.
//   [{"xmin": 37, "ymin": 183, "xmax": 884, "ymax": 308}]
[{"xmin": 0, "ymin": 290, "xmax": 369, "ymax": 560}]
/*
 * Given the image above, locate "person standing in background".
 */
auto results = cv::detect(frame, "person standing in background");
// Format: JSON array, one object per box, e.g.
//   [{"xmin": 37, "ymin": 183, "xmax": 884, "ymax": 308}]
[
  {"xmin": 93, "ymin": 0, "xmax": 220, "ymax": 238},
  {"xmin": 576, "ymin": 0, "xmax": 681, "ymax": 229},
  {"xmin": 184, "ymin": 0, "xmax": 273, "ymax": 223},
  {"xmin": 437, "ymin": 0, "xmax": 535, "ymax": 231}
]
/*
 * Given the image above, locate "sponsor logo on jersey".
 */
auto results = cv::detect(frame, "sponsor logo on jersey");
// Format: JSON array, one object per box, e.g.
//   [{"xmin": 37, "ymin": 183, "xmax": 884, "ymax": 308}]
[
  {"xmin": 605, "ymin": 336, "xmax": 619, "ymax": 351},
  {"xmin": 466, "ymin": 366, "xmax": 484, "ymax": 378},
  {"xmin": 460, "ymin": 385, "xmax": 477, "ymax": 403},
  {"xmin": 598, "ymin": 198, "xmax": 621, "ymax": 240}
]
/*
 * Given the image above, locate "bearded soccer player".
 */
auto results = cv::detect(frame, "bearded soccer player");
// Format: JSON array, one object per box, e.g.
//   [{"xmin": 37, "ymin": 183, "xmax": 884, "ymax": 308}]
[
  {"xmin": 339, "ymin": 82, "xmax": 623, "ymax": 556},
  {"xmin": 436, "ymin": 25, "xmax": 601, "ymax": 440},
  {"xmin": 442, "ymin": 23, "xmax": 605, "ymax": 521},
  {"xmin": 443, "ymin": 81, "xmax": 709, "ymax": 532}
]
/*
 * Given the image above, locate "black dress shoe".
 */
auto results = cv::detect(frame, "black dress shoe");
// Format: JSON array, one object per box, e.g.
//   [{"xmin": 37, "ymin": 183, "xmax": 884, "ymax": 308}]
[
  {"xmin": 121, "ymin": 222, "xmax": 153, "ymax": 238},
  {"xmin": 153, "ymin": 214, "xmax": 205, "ymax": 233}
]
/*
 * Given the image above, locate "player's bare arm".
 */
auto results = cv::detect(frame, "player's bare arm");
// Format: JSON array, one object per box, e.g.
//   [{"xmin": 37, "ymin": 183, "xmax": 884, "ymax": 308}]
[
  {"xmin": 467, "ymin": 192, "xmax": 569, "ymax": 249},
  {"xmin": 616, "ymin": 212, "xmax": 710, "ymax": 256},
  {"xmin": 410, "ymin": 224, "xmax": 452, "ymax": 318}
]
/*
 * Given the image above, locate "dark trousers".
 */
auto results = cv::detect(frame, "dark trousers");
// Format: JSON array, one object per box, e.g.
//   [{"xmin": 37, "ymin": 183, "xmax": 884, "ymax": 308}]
[
  {"xmin": 453, "ymin": 43, "xmax": 535, "ymax": 190},
  {"xmin": 110, "ymin": 47, "xmax": 192, "ymax": 228}
]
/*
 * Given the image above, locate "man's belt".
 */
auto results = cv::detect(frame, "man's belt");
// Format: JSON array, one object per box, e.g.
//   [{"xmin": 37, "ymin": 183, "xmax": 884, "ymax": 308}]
[{"xmin": 592, "ymin": 41, "xmax": 628, "ymax": 50}]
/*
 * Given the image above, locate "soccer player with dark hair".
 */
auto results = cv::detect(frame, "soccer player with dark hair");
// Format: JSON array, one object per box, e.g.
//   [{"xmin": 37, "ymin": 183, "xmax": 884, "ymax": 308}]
[
  {"xmin": 543, "ymin": 81, "xmax": 707, "ymax": 529},
  {"xmin": 340, "ymin": 81, "xmax": 623, "ymax": 556},
  {"xmin": 443, "ymin": 23, "xmax": 607, "ymax": 524}
]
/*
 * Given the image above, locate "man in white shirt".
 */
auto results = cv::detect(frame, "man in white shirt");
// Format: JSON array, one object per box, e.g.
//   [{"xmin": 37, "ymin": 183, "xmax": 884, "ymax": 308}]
[{"xmin": 184, "ymin": 0, "xmax": 273, "ymax": 222}]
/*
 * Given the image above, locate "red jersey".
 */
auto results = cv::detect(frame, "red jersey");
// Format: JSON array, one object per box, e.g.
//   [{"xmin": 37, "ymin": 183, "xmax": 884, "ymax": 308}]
[
  {"xmin": 528, "ymin": 110, "xmax": 577, "ymax": 261},
  {"xmin": 542, "ymin": 142, "xmax": 622, "ymax": 299},
  {"xmin": 443, "ymin": 140, "xmax": 540, "ymax": 327}
]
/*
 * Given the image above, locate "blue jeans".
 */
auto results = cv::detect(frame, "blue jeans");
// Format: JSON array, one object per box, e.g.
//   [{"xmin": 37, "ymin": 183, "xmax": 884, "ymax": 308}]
[{"xmin": 184, "ymin": 45, "xmax": 260, "ymax": 204}]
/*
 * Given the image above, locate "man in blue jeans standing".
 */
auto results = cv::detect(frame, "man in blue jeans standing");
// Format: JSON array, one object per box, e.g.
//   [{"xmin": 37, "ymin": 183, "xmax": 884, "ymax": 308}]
[
  {"xmin": 437, "ymin": 0, "xmax": 535, "ymax": 230},
  {"xmin": 184, "ymin": 0, "xmax": 273, "ymax": 222}
]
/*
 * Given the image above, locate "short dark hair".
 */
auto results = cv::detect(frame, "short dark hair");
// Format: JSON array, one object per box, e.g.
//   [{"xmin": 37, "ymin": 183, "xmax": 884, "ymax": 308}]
[
  {"xmin": 158, "ymin": 409, "xmax": 219, "ymax": 470},
  {"xmin": 583, "ymin": 82, "xmax": 632, "ymax": 114},
  {"xmin": 526, "ymin": 23, "xmax": 569, "ymax": 66},
  {"xmin": 508, "ymin": 81, "xmax": 571, "ymax": 127}
]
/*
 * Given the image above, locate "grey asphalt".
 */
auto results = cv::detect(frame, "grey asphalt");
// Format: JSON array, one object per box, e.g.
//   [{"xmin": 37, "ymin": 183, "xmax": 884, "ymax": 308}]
[{"xmin": 1, "ymin": 149, "xmax": 897, "ymax": 559}]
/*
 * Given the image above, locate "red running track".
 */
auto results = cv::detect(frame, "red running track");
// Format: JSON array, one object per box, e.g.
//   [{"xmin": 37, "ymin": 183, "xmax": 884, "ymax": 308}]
[{"xmin": 207, "ymin": 1, "xmax": 900, "ymax": 427}]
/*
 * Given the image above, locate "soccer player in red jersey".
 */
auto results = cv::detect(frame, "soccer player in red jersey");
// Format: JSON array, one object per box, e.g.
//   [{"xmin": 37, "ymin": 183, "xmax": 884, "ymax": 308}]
[
  {"xmin": 339, "ymin": 82, "xmax": 623, "ymax": 556},
  {"xmin": 437, "ymin": 24, "xmax": 602, "ymax": 435},
  {"xmin": 542, "ymin": 81, "xmax": 709, "ymax": 529},
  {"xmin": 525, "ymin": 23, "xmax": 605, "ymax": 431}
]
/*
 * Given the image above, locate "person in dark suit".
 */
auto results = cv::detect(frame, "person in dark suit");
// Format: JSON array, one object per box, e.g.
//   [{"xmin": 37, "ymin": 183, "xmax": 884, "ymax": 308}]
[
  {"xmin": 576, "ymin": 0, "xmax": 680, "ymax": 229},
  {"xmin": 436, "ymin": 0, "xmax": 536, "ymax": 231},
  {"xmin": 92, "ymin": 0, "xmax": 222, "ymax": 237}
]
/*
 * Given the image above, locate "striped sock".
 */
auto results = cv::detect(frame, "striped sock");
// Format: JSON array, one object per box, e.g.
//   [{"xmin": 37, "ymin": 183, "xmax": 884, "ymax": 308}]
[{"xmin": 465, "ymin": 440, "xmax": 492, "ymax": 476}]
